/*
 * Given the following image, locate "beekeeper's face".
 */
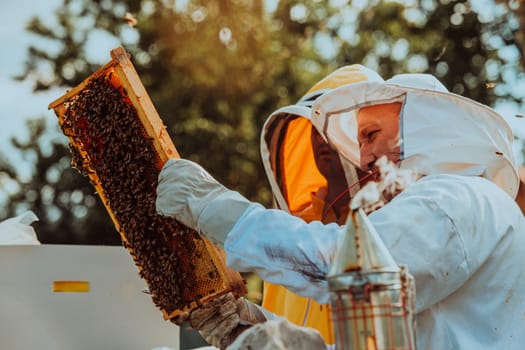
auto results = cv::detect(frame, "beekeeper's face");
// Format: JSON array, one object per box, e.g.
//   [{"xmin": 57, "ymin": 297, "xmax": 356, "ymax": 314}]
[
  {"xmin": 311, "ymin": 125, "xmax": 344, "ymax": 180},
  {"xmin": 357, "ymin": 102, "xmax": 402, "ymax": 172}
]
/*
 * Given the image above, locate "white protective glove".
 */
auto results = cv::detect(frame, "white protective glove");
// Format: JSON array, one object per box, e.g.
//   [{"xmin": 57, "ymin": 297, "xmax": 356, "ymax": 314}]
[
  {"xmin": 228, "ymin": 319, "xmax": 327, "ymax": 350},
  {"xmin": 176, "ymin": 292, "xmax": 268, "ymax": 350},
  {"xmin": 156, "ymin": 158, "xmax": 252, "ymax": 248}
]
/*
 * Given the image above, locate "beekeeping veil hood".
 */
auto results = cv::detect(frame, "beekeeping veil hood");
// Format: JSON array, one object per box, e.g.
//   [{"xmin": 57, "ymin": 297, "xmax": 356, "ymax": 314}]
[
  {"xmin": 260, "ymin": 65, "xmax": 384, "ymax": 213},
  {"xmin": 310, "ymin": 73, "xmax": 519, "ymax": 198}
]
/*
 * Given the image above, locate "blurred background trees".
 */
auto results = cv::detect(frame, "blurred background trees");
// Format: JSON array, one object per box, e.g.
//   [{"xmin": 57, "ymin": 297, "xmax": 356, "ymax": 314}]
[{"xmin": 1, "ymin": 0, "xmax": 524, "ymax": 245}]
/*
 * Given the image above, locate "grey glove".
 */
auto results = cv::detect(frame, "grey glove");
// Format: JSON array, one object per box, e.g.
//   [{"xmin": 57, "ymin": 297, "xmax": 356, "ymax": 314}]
[
  {"xmin": 228, "ymin": 319, "xmax": 327, "ymax": 350},
  {"xmin": 182, "ymin": 293, "xmax": 267, "ymax": 349},
  {"xmin": 156, "ymin": 158, "xmax": 252, "ymax": 248}
]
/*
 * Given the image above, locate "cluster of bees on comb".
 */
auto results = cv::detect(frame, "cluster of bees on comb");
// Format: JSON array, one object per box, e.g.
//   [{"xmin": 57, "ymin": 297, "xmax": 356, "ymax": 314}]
[{"xmin": 58, "ymin": 73, "xmax": 225, "ymax": 321}]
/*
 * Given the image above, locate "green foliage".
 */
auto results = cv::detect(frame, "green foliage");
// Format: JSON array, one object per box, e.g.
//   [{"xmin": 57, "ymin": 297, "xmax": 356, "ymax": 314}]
[
  {"xmin": 2, "ymin": 0, "xmax": 523, "ymax": 245},
  {"xmin": 1, "ymin": 119, "xmax": 119, "ymax": 244}
]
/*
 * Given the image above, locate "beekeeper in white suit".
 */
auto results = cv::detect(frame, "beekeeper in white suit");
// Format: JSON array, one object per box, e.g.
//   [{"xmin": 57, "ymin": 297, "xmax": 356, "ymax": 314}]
[{"xmin": 156, "ymin": 73, "xmax": 525, "ymax": 349}]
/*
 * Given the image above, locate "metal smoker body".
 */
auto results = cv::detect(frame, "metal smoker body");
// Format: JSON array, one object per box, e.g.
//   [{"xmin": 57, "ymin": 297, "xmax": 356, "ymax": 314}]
[{"xmin": 327, "ymin": 209, "xmax": 417, "ymax": 350}]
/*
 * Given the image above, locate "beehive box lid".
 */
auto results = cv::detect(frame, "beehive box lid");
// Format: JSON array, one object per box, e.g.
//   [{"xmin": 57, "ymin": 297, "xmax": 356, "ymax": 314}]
[{"xmin": 0, "ymin": 244, "xmax": 180, "ymax": 350}]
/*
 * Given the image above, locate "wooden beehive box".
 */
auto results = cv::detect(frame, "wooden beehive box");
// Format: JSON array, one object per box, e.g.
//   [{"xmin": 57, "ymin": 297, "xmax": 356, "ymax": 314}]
[{"xmin": 48, "ymin": 46, "xmax": 246, "ymax": 321}]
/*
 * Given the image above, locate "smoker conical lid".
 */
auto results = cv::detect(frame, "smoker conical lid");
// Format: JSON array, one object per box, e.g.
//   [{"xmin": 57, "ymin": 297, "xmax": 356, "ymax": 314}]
[{"xmin": 328, "ymin": 208, "xmax": 398, "ymax": 277}]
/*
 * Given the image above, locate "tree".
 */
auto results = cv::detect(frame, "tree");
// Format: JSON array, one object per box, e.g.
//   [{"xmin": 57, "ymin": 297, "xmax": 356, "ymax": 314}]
[
  {"xmin": 4, "ymin": 0, "xmax": 523, "ymax": 245},
  {"xmin": 1, "ymin": 118, "xmax": 119, "ymax": 244}
]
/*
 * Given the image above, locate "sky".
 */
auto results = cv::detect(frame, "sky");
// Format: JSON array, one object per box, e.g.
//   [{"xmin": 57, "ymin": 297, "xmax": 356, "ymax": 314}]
[
  {"xmin": 0, "ymin": 0, "xmax": 123, "ymax": 182},
  {"xmin": 0, "ymin": 0, "xmax": 65, "ymax": 179},
  {"xmin": 1, "ymin": 0, "xmax": 524, "ymax": 185}
]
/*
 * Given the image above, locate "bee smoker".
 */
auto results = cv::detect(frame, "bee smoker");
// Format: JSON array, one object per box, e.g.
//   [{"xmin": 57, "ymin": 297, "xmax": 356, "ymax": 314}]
[{"xmin": 327, "ymin": 208, "xmax": 417, "ymax": 350}]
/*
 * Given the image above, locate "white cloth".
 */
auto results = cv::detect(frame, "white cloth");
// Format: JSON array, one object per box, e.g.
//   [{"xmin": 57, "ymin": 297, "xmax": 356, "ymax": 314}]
[
  {"xmin": 223, "ymin": 174, "xmax": 525, "ymax": 349},
  {"xmin": 0, "ymin": 211, "xmax": 40, "ymax": 245},
  {"xmin": 228, "ymin": 319, "xmax": 326, "ymax": 350}
]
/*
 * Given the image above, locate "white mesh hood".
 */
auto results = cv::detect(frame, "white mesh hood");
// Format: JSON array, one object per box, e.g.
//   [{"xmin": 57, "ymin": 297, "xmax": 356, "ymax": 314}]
[
  {"xmin": 310, "ymin": 74, "xmax": 519, "ymax": 199},
  {"xmin": 260, "ymin": 104, "xmax": 313, "ymax": 211},
  {"xmin": 260, "ymin": 65, "xmax": 387, "ymax": 211}
]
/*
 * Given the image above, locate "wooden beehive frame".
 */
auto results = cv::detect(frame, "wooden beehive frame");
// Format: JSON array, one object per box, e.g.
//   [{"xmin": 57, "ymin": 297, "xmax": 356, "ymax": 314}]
[{"xmin": 49, "ymin": 46, "xmax": 246, "ymax": 319}]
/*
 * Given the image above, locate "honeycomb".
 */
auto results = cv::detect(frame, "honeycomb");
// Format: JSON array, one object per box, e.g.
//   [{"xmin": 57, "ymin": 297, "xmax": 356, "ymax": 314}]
[{"xmin": 48, "ymin": 47, "xmax": 246, "ymax": 322}]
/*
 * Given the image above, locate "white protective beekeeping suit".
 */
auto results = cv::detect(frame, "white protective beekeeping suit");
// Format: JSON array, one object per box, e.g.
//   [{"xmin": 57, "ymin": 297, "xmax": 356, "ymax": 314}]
[{"xmin": 156, "ymin": 73, "xmax": 525, "ymax": 349}]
